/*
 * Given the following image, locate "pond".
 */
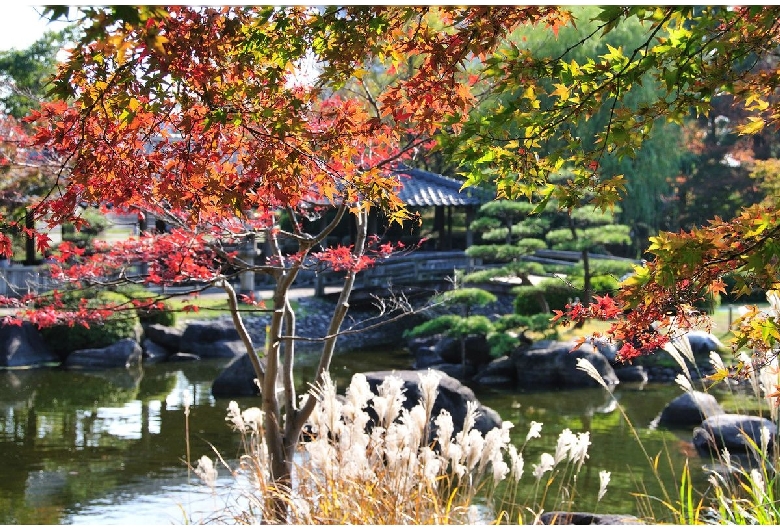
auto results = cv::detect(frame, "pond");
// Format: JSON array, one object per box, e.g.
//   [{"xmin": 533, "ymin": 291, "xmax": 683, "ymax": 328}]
[{"xmin": 0, "ymin": 348, "xmax": 726, "ymax": 524}]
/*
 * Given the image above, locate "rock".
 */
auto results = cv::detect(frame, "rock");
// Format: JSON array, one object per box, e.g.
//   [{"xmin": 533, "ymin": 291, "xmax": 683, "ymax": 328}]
[
  {"xmin": 186, "ymin": 339, "xmax": 246, "ymax": 359},
  {"xmin": 658, "ymin": 391, "xmax": 724, "ymax": 427},
  {"xmin": 558, "ymin": 344, "xmax": 619, "ymax": 387},
  {"xmin": 141, "ymin": 338, "xmax": 171, "ymax": 364},
  {"xmin": 144, "ymin": 324, "xmax": 182, "ymax": 351},
  {"xmin": 592, "ymin": 338, "xmax": 619, "ymax": 365},
  {"xmin": 539, "ymin": 512, "xmax": 645, "ymax": 525},
  {"xmin": 362, "ymin": 369, "xmax": 502, "ymax": 437},
  {"xmin": 435, "ymin": 335, "xmax": 492, "ymax": 367},
  {"xmin": 512, "ymin": 341, "xmax": 619, "ymax": 389},
  {"xmin": 63, "ymin": 338, "xmax": 142, "ymax": 369},
  {"xmin": 0, "ymin": 321, "xmax": 59, "ymax": 367},
  {"xmin": 473, "ymin": 356, "xmax": 516, "ymax": 387},
  {"xmin": 168, "ymin": 352, "xmax": 201, "ymax": 362},
  {"xmin": 693, "ymin": 413, "xmax": 776, "ymax": 456},
  {"xmin": 212, "ymin": 353, "xmax": 264, "ymax": 397},
  {"xmin": 407, "ymin": 336, "xmax": 441, "ymax": 369},
  {"xmin": 683, "ymin": 331, "xmax": 725, "ymax": 358},
  {"xmin": 613, "ymin": 365, "xmax": 648, "ymax": 384},
  {"xmin": 427, "ymin": 362, "xmax": 478, "ymax": 380},
  {"xmin": 179, "ymin": 319, "xmax": 240, "ymax": 354}
]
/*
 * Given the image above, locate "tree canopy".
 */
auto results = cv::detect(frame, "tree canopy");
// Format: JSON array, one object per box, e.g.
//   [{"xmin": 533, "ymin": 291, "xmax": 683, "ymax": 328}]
[
  {"xmin": 436, "ymin": 6, "xmax": 780, "ymax": 364},
  {"xmin": 7, "ymin": 4, "xmax": 780, "ymax": 497},
  {"xmin": 11, "ymin": 5, "xmax": 571, "ymax": 497}
]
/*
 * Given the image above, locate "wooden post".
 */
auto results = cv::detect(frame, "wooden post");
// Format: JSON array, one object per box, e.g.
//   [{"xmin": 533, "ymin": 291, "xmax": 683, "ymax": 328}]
[
  {"xmin": 465, "ymin": 206, "xmax": 475, "ymax": 271},
  {"xmin": 446, "ymin": 206, "xmax": 453, "ymax": 250}
]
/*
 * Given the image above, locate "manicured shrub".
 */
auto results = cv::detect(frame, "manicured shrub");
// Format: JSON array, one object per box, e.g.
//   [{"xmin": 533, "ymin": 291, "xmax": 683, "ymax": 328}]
[
  {"xmin": 39, "ymin": 290, "xmax": 140, "ymax": 356},
  {"xmin": 513, "ymin": 281, "xmax": 578, "ymax": 315},
  {"xmin": 513, "ymin": 275, "xmax": 620, "ymax": 316},
  {"xmin": 112, "ymin": 285, "xmax": 177, "ymax": 327}
]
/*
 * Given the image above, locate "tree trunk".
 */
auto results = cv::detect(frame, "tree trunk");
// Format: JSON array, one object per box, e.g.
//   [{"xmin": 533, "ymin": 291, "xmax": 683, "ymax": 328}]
[
  {"xmin": 223, "ymin": 203, "xmax": 360, "ymax": 522},
  {"xmin": 25, "ymin": 209, "xmax": 35, "ymax": 265},
  {"xmin": 582, "ymin": 248, "xmax": 592, "ymax": 306},
  {"xmin": 460, "ymin": 336, "xmax": 467, "ymax": 378},
  {"xmin": 574, "ymin": 248, "xmax": 591, "ymax": 330}
]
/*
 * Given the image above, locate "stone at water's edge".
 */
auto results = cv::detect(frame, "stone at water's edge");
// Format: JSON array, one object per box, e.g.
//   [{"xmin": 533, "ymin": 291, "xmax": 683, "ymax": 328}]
[
  {"xmin": 63, "ymin": 338, "xmax": 142, "ymax": 369},
  {"xmin": 472, "ymin": 355, "xmax": 515, "ymax": 387},
  {"xmin": 684, "ymin": 330, "xmax": 726, "ymax": 358},
  {"xmin": 211, "ymin": 353, "xmax": 263, "ymax": 397},
  {"xmin": 143, "ymin": 323, "xmax": 182, "ymax": 352},
  {"xmin": 658, "ymin": 391, "xmax": 724, "ymax": 427},
  {"xmin": 613, "ymin": 365, "xmax": 648, "ymax": 384},
  {"xmin": 173, "ymin": 319, "xmax": 246, "ymax": 358},
  {"xmin": 539, "ymin": 511, "xmax": 645, "ymax": 525},
  {"xmin": 168, "ymin": 352, "xmax": 200, "ymax": 362},
  {"xmin": 0, "ymin": 321, "xmax": 59, "ymax": 367},
  {"xmin": 512, "ymin": 340, "xmax": 619, "ymax": 389},
  {"xmin": 179, "ymin": 319, "xmax": 240, "ymax": 354},
  {"xmin": 362, "ymin": 369, "xmax": 502, "ymax": 436},
  {"xmin": 435, "ymin": 335, "xmax": 492, "ymax": 366},
  {"xmin": 186, "ymin": 339, "xmax": 246, "ymax": 359},
  {"xmin": 141, "ymin": 338, "xmax": 171, "ymax": 364},
  {"xmin": 693, "ymin": 413, "xmax": 776, "ymax": 456}
]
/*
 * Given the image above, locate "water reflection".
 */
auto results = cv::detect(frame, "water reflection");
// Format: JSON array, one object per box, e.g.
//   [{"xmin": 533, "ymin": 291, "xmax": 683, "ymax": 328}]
[
  {"xmin": 0, "ymin": 353, "xmax": 718, "ymax": 524},
  {"xmin": 0, "ymin": 361, "xmax": 236, "ymax": 524}
]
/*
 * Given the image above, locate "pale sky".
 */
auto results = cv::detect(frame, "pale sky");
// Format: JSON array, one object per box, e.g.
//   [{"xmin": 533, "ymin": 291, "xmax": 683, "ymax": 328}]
[{"xmin": 0, "ymin": 4, "xmax": 70, "ymax": 52}]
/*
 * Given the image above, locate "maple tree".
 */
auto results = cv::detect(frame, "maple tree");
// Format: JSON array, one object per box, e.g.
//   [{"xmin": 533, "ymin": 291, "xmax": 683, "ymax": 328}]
[
  {"xmin": 10, "ymin": 6, "xmax": 573, "ymax": 504},
  {"xmin": 0, "ymin": 29, "xmax": 70, "ymax": 119},
  {"xmin": 443, "ymin": 7, "xmax": 780, "ymax": 375},
  {"xmin": 0, "ymin": 113, "xmax": 58, "ymax": 264}
]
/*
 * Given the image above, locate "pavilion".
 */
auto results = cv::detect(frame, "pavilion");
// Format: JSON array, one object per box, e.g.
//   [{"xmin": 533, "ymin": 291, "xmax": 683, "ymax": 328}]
[{"xmin": 389, "ymin": 164, "xmax": 492, "ymax": 250}]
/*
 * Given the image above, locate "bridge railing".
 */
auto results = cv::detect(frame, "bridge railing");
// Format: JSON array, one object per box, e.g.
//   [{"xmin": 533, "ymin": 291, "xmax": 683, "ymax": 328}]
[{"xmin": 0, "ymin": 265, "xmax": 60, "ymax": 298}]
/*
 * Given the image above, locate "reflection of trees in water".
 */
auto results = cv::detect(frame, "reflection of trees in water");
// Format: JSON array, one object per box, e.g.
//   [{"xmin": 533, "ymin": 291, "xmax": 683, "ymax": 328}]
[{"xmin": 0, "ymin": 362, "xmax": 229, "ymax": 524}]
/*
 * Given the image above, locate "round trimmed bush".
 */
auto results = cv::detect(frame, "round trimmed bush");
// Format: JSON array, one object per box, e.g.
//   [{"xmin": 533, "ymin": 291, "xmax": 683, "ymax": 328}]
[
  {"xmin": 112, "ymin": 286, "xmax": 176, "ymax": 327},
  {"xmin": 513, "ymin": 281, "xmax": 578, "ymax": 315},
  {"xmin": 39, "ymin": 290, "xmax": 141, "ymax": 356}
]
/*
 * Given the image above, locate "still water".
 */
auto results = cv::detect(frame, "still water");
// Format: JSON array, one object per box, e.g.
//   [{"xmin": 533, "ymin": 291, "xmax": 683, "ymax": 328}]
[{"xmin": 0, "ymin": 348, "xmax": 724, "ymax": 524}]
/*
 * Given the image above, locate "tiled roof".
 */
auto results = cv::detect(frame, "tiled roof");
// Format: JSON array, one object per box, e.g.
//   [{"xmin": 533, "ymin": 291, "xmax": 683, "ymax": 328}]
[{"xmin": 393, "ymin": 165, "xmax": 491, "ymax": 207}]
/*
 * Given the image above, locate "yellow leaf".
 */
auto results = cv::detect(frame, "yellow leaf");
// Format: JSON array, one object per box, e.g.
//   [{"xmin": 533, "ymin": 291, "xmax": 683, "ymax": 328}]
[
  {"xmin": 551, "ymin": 83, "xmax": 569, "ymax": 101},
  {"xmin": 737, "ymin": 116, "xmax": 765, "ymax": 135},
  {"xmin": 744, "ymin": 93, "xmax": 769, "ymax": 112}
]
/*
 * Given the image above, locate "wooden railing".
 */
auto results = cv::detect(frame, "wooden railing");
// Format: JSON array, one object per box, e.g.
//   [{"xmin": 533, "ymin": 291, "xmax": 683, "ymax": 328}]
[
  {"xmin": 313, "ymin": 250, "xmax": 474, "ymax": 295},
  {"xmin": 0, "ymin": 265, "xmax": 59, "ymax": 297}
]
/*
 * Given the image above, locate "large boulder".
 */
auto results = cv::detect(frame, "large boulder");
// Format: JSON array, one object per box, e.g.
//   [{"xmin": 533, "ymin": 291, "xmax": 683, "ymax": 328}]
[
  {"xmin": 472, "ymin": 356, "xmax": 516, "ymax": 387},
  {"xmin": 141, "ymin": 338, "xmax": 171, "ymax": 364},
  {"xmin": 186, "ymin": 339, "xmax": 246, "ymax": 359},
  {"xmin": 658, "ymin": 391, "xmax": 724, "ymax": 427},
  {"xmin": 0, "ymin": 321, "xmax": 59, "ymax": 367},
  {"xmin": 407, "ymin": 336, "xmax": 442, "ymax": 369},
  {"xmin": 144, "ymin": 323, "xmax": 183, "ymax": 352},
  {"xmin": 683, "ymin": 331, "xmax": 725, "ymax": 358},
  {"xmin": 592, "ymin": 338, "xmax": 619, "ymax": 365},
  {"xmin": 613, "ymin": 365, "xmax": 648, "ymax": 384},
  {"xmin": 539, "ymin": 512, "xmax": 645, "ymax": 525},
  {"xmin": 512, "ymin": 341, "xmax": 619, "ymax": 389},
  {"xmin": 63, "ymin": 338, "xmax": 142, "ymax": 369},
  {"xmin": 435, "ymin": 335, "xmax": 492, "ymax": 367},
  {"xmin": 428, "ymin": 362, "xmax": 478, "ymax": 380},
  {"xmin": 211, "ymin": 353, "xmax": 264, "ymax": 397},
  {"xmin": 179, "ymin": 319, "xmax": 240, "ymax": 354},
  {"xmin": 693, "ymin": 413, "xmax": 776, "ymax": 456},
  {"xmin": 362, "ymin": 369, "xmax": 502, "ymax": 436}
]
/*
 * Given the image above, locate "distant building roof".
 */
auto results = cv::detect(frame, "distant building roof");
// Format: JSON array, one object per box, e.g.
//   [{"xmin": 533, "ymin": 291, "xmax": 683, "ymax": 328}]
[{"xmin": 393, "ymin": 164, "xmax": 491, "ymax": 207}]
